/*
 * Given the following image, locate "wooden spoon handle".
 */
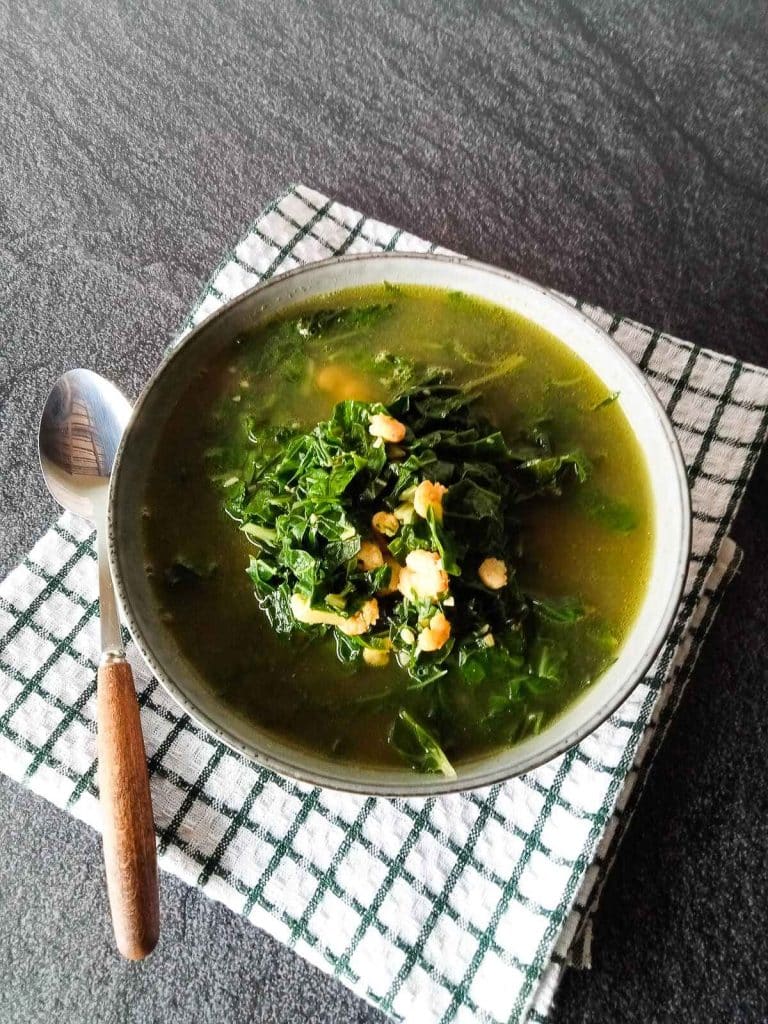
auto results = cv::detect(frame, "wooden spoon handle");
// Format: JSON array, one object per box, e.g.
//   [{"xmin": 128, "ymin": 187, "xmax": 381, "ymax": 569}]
[{"xmin": 97, "ymin": 659, "xmax": 160, "ymax": 960}]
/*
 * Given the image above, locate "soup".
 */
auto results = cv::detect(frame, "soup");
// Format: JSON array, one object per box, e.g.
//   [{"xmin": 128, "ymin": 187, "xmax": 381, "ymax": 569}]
[{"xmin": 143, "ymin": 285, "xmax": 653, "ymax": 775}]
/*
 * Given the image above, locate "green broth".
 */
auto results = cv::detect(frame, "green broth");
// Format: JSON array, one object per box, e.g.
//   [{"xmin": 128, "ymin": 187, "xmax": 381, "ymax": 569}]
[{"xmin": 143, "ymin": 284, "xmax": 653, "ymax": 769}]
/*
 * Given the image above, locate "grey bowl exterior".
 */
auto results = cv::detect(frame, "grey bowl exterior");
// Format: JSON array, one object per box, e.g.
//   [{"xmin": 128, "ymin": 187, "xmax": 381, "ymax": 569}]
[{"xmin": 109, "ymin": 253, "xmax": 691, "ymax": 796}]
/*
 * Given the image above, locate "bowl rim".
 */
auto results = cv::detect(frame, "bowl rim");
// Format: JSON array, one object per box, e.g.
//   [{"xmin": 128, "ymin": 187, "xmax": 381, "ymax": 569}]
[{"xmin": 109, "ymin": 251, "xmax": 692, "ymax": 796}]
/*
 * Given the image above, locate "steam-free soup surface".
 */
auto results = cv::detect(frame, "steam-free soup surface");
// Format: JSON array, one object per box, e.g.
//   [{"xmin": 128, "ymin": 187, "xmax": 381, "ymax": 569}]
[{"xmin": 143, "ymin": 285, "xmax": 653, "ymax": 771}]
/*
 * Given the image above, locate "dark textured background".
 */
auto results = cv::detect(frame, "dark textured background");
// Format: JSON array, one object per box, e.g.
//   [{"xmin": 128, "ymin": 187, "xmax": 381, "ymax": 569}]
[{"xmin": 1, "ymin": 0, "xmax": 767, "ymax": 1021}]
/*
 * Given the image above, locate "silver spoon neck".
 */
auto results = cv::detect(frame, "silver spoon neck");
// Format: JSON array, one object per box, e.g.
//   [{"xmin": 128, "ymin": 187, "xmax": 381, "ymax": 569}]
[{"xmin": 96, "ymin": 523, "xmax": 125, "ymax": 662}]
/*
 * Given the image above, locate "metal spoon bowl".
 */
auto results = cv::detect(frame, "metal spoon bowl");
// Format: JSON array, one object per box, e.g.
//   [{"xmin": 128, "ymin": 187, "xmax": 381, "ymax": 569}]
[{"xmin": 39, "ymin": 369, "xmax": 159, "ymax": 960}]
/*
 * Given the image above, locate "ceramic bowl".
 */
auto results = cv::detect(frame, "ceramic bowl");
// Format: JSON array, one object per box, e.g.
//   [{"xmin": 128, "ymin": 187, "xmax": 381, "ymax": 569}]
[{"xmin": 109, "ymin": 253, "xmax": 691, "ymax": 795}]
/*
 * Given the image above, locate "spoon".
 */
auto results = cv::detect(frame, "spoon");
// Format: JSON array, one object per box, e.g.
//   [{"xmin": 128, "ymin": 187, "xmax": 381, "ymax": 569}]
[{"xmin": 39, "ymin": 369, "xmax": 159, "ymax": 960}]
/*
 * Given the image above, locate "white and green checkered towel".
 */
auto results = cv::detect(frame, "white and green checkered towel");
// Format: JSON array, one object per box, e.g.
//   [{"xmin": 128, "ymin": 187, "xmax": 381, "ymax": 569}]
[{"xmin": 2, "ymin": 184, "xmax": 767, "ymax": 1024}]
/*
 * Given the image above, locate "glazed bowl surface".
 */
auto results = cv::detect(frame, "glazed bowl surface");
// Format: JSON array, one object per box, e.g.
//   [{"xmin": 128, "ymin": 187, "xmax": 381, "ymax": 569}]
[{"xmin": 109, "ymin": 253, "xmax": 691, "ymax": 795}]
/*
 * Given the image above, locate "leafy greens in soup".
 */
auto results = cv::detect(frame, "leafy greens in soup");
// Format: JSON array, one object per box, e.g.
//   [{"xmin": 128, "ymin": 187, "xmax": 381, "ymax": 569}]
[{"xmin": 144, "ymin": 285, "xmax": 653, "ymax": 776}]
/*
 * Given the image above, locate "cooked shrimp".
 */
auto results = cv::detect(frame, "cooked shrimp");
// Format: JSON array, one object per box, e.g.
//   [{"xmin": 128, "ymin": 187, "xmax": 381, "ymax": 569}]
[
  {"xmin": 316, "ymin": 364, "xmax": 375, "ymax": 402},
  {"xmin": 368, "ymin": 413, "xmax": 406, "ymax": 443},
  {"xmin": 413, "ymin": 480, "xmax": 448, "ymax": 522},
  {"xmin": 357, "ymin": 540, "xmax": 384, "ymax": 571},
  {"xmin": 378, "ymin": 554, "xmax": 402, "ymax": 596},
  {"xmin": 478, "ymin": 557, "xmax": 508, "ymax": 590},
  {"xmin": 372, "ymin": 511, "xmax": 399, "ymax": 537},
  {"xmin": 417, "ymin": 611, "xmax": 451, "ymax": 652},
  {"xmin": 397, "ymin": 549, "xmax": 449, "ymax": 601},
  {"xmin": 338, "ymin": 598, "xmax": 380, "ymax": 636}
]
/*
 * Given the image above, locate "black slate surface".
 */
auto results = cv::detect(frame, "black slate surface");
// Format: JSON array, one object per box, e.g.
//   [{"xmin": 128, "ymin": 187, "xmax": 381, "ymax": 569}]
[{"xmin": 1, "ymin": 1, "xmax": 767, "ymax": 1022}]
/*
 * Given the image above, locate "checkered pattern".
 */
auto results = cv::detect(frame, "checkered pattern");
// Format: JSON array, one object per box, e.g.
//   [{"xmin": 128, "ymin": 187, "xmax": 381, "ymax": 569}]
[{"xmin": 1, "ymin": 184, "xmax": 767, "ymax": 1024}]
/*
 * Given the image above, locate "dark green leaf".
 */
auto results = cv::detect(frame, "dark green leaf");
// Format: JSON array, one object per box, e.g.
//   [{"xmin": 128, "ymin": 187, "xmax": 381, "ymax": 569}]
[
  {"xmin": 577, "ymin": 486, "xmax": 639, "ymax": 533},
  {"xmin": 164, "ymin": 557, "xmax": 217, "ymax": 587},
  {"xmin": 295, "ymin": 304, "xmax": 393, "ymax": 339},
  {"xmin": 389, "ymin": 709, "xmax": 456, "ymax": 777},
  {"xmin": 532, "ymin": 595, "xmax": 586, "ymax": 624}
]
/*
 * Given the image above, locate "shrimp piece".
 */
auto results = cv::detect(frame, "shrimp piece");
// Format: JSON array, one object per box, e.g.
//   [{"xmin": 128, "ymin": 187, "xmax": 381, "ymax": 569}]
[
  {"xmin": 417, "ymin": 611, "xmax": 451, "ymax": 652},
  {"xmin": 316, "ymin": 364, "xmax": 375, "ymax": 402},
  {"xmin": 478, "ymin": 557, "xmax": 508, "ymax": 590},
  {"xmin": 413, "ymin": 480, "xmax": 448, "ymax": 522},
  {"xmin": 378, "ymin": 554, "xmax": 402, "ymax": 596},
  {"xmin": 368, "ymin": 413, "xmax": 406, "ymax": 443},
  {"xmin": 338, "ymin": 598, "xmax": 380, "ymax": 636},
  {"xmin": 357, "ymin": 540, "xmax": 384, "ymax": 571},
  {"xmin": 372, "ymin": 511, "xmax": 399, "ymax": 538},
  {"xmin": 397, "ymin": 549, "xmax": 449, "ymax": 601}
]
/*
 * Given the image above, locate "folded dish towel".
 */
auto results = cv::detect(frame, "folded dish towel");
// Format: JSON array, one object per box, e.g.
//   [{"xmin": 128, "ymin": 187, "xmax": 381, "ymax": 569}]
[{"xmin": 2, "ymin": 184, "xmax": 767, "ymax": 1024}]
